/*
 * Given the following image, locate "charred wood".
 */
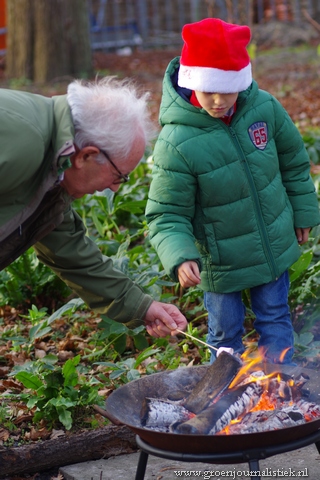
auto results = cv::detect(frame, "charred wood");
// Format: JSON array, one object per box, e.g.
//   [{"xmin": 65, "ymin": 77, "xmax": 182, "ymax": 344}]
[
  {"xmin": 140, "ymin": 397, "xmax": 194, "ymax": 429},
  {"xmin": 296, "ymin": 399, "xmax": 320, "ymax": 420},
  {"xmin": 224, "ymin": 404, "xmax": 306, "ymax": 434},
  {"xmin": 183, "ymin": 351, "xmax": 242, "ymax": 414},
  {"xmin": 172, "ymin": 382, "xmax": 262, "ymax": 435}
]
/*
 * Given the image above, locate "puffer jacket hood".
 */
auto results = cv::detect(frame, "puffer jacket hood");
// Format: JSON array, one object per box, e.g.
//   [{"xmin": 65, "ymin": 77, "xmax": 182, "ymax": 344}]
[
  {"xmin": 159, "ymin": 57, "xmax": 253, "ymax": 128},
  {"xmin": 146, "ymin": 57, "xmax": 320, "ymax": 293}
]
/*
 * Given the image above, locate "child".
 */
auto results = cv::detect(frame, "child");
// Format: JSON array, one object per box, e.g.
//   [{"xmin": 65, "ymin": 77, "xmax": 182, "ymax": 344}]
[{"xmin": 145, "ymin": 18, "xmax": 320, "ymax": 364}]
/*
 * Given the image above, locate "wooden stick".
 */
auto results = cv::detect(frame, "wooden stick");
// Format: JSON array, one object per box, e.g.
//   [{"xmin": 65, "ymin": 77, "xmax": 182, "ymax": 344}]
[{"xmin": 176, "ymin": 329, "xmax": 218, "ymax": 351}]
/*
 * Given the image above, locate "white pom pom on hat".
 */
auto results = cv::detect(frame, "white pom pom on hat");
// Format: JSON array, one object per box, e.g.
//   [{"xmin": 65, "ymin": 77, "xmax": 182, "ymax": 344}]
[{"xmin": 178, "ymin": 18, "xmax": 252, "ymax": 94}]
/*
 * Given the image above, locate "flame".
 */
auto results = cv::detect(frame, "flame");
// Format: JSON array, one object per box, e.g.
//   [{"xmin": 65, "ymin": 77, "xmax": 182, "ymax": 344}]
[
  {"xmin": 251, "ymin": 391, "xmax": 276, "ymax": 412},
  {"xmin": 221, "ymin": 348, "xmax": 305, "ymax": 434},
  {"xmin": 279, "ymin": 347, "xmax": 290, "ymax": 363},
  {"xmin": 221, "ymin": 417, "xmax": 241, "ymax": 435},
  {"xmin": 228, "ymin": 350, "xmax": 276, "ymax": 389},
  {"xmin": 228, "ymin": 355, "xmax": 262, "ymax": 389}
]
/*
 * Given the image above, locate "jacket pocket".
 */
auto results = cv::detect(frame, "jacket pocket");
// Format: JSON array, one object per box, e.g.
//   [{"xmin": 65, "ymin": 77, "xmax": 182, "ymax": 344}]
[{"xmin": 203, "ymin": 223, "xmax": 220, "ymax": 265}]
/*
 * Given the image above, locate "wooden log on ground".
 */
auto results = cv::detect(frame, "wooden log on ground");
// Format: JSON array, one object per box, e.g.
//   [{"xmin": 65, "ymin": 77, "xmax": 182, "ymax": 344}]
[{"xmin": 0, "ymin": 425, "xmax": 137, "ymax": 478}]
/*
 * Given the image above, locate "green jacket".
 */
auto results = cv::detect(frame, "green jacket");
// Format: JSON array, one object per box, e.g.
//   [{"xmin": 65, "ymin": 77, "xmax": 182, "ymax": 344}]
[
  {"xmin": 0, "ymin": 88, "xmax": 152, "ymax": 324},
  {"xmin": 146, "ymin": 57, "xmax": 320, "ymax": 293}
]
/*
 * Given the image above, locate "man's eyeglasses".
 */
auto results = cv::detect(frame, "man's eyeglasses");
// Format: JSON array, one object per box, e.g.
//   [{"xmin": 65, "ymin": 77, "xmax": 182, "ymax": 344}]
[{"xmin": 99, "ymin": 148, "xmax": 130, "ymax": 184}]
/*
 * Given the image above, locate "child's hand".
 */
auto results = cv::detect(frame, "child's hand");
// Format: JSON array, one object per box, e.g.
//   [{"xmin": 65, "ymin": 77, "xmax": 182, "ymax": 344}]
[
  {"xmin": 178, "ymin": 261, "xmax": 201, "ymax": 288},
  {"xmin": 295, "ymin": 227, "xmax": 311, "ymax": 245}
]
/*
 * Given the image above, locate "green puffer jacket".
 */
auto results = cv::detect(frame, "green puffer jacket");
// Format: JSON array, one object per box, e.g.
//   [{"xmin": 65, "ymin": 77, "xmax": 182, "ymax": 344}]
[
  {"xmin": 146, "ymin": 57, "xmax": 320, "ymax": 293},
  {"xmin": 0, "ymin": 88, "xmax": 152, "ymax": 324}
]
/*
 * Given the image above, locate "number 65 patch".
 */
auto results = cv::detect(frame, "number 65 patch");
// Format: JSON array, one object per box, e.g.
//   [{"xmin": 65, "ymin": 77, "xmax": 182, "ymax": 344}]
[{"xmin": 248, "ymin": 122, "xmax": 268, "ymax": 150}]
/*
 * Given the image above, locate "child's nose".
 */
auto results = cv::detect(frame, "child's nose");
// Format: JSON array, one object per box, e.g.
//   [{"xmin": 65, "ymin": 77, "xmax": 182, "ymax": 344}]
[{"xmin": 213, "ymin": 94, "xmax": 224, "ymax": 105}]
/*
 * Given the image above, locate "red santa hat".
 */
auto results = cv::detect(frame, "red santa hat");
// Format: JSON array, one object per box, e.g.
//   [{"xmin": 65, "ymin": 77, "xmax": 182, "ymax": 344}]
[{"xmin": 178, "ymin": 18, "xmax": 252, "ymax": 94}]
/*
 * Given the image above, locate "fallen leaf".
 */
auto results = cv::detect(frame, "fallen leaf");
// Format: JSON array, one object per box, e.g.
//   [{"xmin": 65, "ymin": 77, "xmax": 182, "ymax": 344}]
[
  {"xmin": 2, "ymin": 379, "xmax": 23, "ymax": 392},
  {"xmin": 0, "ymin": 366, "xmax": 10, "ymax": 377},
  {"xmin": 58, "ymin": 350, "xmax": 74, "ymax": 361},
  {"xmin": 0, "ymin": 428, "xmax": 10, "ymax": 442},
  {"xmin": 30, "ymin": 426, "xmax": 51, "ymax": 441},
  {"xmin": 34, "ymin": 348, "xmax": 47, "ymax": 359},
  {"xmin": 50, "ymin": 429, "xmax": 65, "ymax": 440}
]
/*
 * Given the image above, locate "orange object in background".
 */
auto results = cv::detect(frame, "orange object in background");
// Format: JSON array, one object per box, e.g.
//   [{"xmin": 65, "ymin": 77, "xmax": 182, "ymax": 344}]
[{"xmin": 0, "ymin": 0, "xmax": 6, "ymax": 51}]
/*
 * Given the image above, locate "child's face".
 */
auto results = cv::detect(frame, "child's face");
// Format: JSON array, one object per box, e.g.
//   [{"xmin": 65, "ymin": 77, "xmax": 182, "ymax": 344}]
[{"xmin": 195, "ymin": 91, "xmax": 239, "ymax": 118}]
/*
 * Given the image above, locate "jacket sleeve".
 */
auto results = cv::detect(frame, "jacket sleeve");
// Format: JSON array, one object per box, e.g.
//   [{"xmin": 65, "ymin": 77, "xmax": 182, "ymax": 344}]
[
  {"xmin": 34, "ymin": 206, "xmax": 153, "ymax": 325},
  {"xmin": 146, "ymin": 134, "xmax": 201, "ymax": 280},
  {"xmin": 273, "ymin": 97, "xmax": 320, "ymax": 228}
]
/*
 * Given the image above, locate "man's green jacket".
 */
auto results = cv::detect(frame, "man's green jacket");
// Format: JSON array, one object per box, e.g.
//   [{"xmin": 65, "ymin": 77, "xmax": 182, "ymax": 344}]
[{"xmin": 0, "ymin": 88, "xmax": 152, "ymax": 324}]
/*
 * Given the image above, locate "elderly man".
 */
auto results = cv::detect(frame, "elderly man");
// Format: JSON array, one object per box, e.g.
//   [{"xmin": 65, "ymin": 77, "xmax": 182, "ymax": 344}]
[{"xmin": 0, "ymin": 76, "xmax": 187, "ymax": 337}]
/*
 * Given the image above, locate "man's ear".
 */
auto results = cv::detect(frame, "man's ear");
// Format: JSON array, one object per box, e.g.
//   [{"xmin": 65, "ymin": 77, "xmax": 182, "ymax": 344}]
[{"xmin": 72, "ymin": 146, "xmax": 100, "ymax": 169}]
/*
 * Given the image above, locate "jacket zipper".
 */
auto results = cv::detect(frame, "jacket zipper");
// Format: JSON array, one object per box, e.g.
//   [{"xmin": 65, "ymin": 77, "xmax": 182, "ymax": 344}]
[{"xmin": 228, "ymin": 126, "xmax": 278, "ymax": 280}]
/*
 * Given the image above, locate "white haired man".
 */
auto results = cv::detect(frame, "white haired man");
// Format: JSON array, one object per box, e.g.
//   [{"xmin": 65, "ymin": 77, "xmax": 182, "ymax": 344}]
[{"xmin": 0, "ymin": 77, "xmax": 187, "ymax": 337}]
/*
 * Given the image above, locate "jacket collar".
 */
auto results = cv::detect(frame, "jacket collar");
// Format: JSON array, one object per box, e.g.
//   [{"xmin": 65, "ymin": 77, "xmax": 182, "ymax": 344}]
[{"xmin": 52, "ymin": 95, "xmax": 75, "ymax": 172}]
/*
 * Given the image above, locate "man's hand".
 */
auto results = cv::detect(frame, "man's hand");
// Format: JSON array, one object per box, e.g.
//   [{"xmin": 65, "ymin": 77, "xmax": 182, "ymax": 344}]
[
  {"xmin": 295, "ymin": 227, "xmax": 311, "ymax": 245},
  {"xmin": 144, "ymin": 301, "xmax": 188, "ymax": 338},
  {"xmin": 177, "ymin": 261, "xmax": 201, "ymax": 288}
]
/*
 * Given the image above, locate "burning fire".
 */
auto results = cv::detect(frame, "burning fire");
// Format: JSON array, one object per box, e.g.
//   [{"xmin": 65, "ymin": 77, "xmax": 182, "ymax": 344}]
[
  {"xmin": 141, "ymin": 348, "xmax": 320, "ymax": 436},
  {"xmin": 219, "ymin": 349, "xmax": 319, "ymax": 434}
]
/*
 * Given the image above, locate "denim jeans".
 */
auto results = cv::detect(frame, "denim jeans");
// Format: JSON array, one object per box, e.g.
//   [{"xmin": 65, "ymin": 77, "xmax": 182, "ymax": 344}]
[{"xmin": 204, "ymin": 271, "xmax": 294, "ymax": 365}]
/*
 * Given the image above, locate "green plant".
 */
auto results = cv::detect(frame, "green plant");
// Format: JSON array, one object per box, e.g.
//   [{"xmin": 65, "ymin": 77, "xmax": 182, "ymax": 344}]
[
  {"xmin": 95, "ymin": 345, "xmax": 161, "ymax": 384},
  {"xmin": 289, "ymin": 227, "xmax": 320, "ymax": 309},
  {"xmin": 303, "ymin": 129, "xmax": 320, "ymax": 165},
  {"xmin": 85, "ymin": 316, "xmax": 150, "ymax": 360},
  {"xmin": 0, "ymin": 248, "xmax": 71, "ymax": 310},
  {"xmin": 0, "ymin": 403, "xmax": 16, "ymax": 431},
  {"xmin": 9, "ymin": 354, "xmax": 103, "ymax": 430},
  {"xmin": 177, "ymin": 323, "xmax": 210, "ymax": 362}
]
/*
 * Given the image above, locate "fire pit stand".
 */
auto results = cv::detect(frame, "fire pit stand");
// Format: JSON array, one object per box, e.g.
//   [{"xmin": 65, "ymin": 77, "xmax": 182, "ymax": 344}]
[{"xmin": 134, "ymin": 430, "xmax": 320, "ymax": 480}]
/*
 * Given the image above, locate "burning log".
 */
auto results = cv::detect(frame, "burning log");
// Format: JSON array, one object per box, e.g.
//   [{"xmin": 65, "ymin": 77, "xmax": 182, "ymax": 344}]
[
  {"xmin": 140, "ymin": 398, "xmax": 194, "ymax": 431},
  {"xmin": 266, "ymin": 372, "xmax": 310, "ymax": 402},
  {"xmin": 182, "ymin": 351, "xmax": 242, "ymax": 414},
  {"xmin": 171, "ymin": 382, "xmax": 263, "ymax": 435}
]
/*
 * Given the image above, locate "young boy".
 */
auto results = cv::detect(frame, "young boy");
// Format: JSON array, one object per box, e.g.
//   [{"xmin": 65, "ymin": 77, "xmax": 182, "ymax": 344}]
[{"xmin": 146, "ymin": 18, "xmax": 320, "ymax": 364}]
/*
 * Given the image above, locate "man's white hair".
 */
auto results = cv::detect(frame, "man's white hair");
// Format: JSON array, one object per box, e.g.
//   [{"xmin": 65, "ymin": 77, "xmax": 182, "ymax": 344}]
[{"xmin": 67, "ymin": 76, "xmax": 157, "ymax": 164}]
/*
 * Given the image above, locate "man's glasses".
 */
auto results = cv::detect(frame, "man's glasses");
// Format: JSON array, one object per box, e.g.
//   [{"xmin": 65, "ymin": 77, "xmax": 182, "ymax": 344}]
[{"xmin": 99, "ymin": 148, "xmax": 130, "ymax": 184}]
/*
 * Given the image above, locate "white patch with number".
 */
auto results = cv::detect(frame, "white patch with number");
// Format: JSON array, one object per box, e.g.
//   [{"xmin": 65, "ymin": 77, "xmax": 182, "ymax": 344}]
[{"xmin": 248, "ymin": 122, "xmax": 268, "ymax": 150}]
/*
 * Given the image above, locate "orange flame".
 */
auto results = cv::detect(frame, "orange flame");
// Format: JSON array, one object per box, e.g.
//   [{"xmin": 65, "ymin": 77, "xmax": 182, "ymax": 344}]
[
  {"xmin": 251, "ymin": 391, "xmax": 276, "ymax": 412},
  {"xmin": 279, "ymin": 347, "xmax": 291, "ymax": 363},
  {"xmin": 220, "ymin": 348, "xmax": 300, "ymax": 434}
]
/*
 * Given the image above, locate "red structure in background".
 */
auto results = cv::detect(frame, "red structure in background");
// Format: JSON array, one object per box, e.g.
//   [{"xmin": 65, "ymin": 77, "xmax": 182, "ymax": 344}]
[{"xmin": 0, "ymin": 0, "xmax": 6, "ymax": 52}]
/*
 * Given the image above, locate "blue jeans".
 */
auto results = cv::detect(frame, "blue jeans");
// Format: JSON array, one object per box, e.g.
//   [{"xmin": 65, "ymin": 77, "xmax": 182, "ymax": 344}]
[{"xmin": 204, "ymin": 271, "xmax": 294, "ymax": 365}]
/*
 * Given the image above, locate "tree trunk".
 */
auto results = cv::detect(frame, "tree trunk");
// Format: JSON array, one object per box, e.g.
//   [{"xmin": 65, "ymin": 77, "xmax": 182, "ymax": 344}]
[
  {"xmin": 0, "ymin": 425, "xmax": 137, "ymax": 478},
  {"xmin": 6, "ymin": 0, "xmax": 93, "ymax": 82}
]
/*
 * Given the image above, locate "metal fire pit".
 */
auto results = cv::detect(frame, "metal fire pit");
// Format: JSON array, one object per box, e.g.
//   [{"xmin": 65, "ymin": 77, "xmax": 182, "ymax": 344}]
[{"xmin": 104, "ymin": 363, "xmax": 320, "ymax": 454}]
